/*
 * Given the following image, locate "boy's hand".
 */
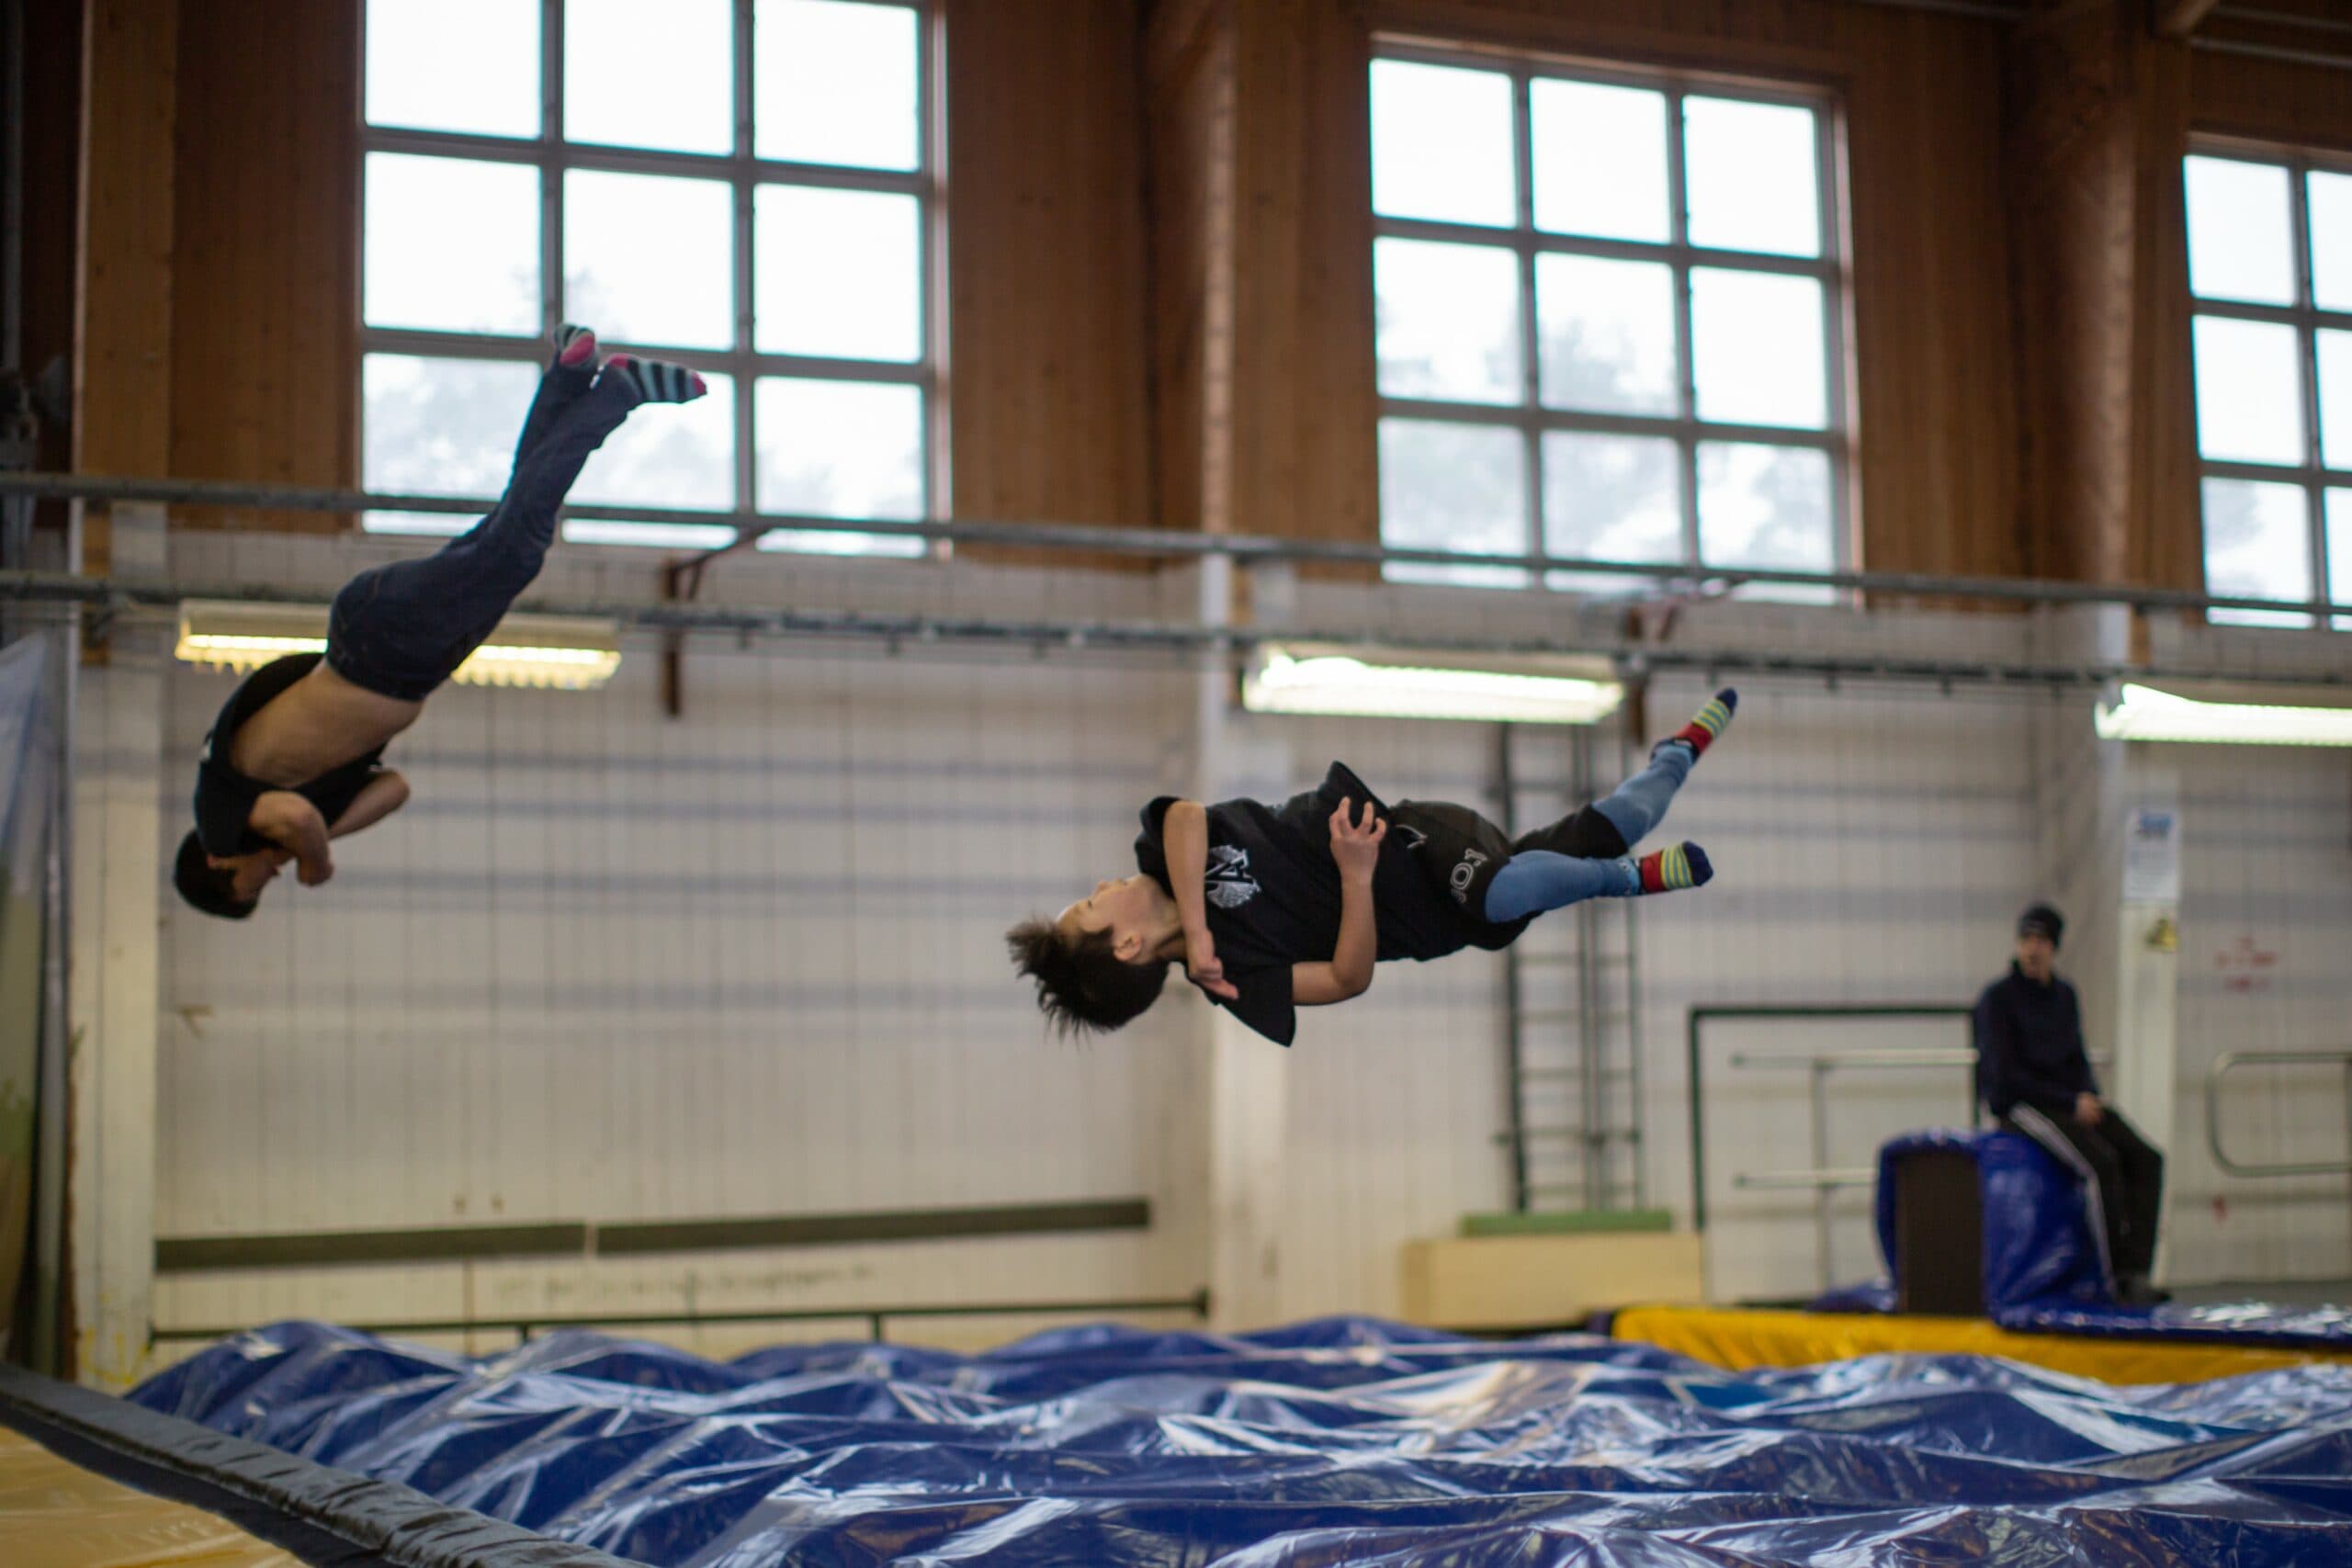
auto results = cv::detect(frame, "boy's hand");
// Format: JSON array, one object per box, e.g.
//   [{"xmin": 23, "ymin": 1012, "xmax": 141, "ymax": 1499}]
[
  {"xmin": 1187, "ymin": 929, "xmax": 1238, "ymax": 1000},
  {"xmin": 254, "ymin": 791, "xmax": 335, "ymax": 886},
  {"xmin": 1329, "ymin": 797, "xmax": 1386, "ymax": 883}
]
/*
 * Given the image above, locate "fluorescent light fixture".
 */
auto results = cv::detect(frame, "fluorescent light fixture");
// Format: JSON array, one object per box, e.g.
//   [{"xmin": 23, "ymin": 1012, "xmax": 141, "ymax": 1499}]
[
  {"xmin": 1242, "ymin": 646, "xmax": 1623, "ymax": 725},
  {"xmin": 2095, "ymin": 682, "xmax": 2352, "ymax": 747},
  {"xmin": 175, "ymin": 601, "xmax": 623, "ymax": 691}
]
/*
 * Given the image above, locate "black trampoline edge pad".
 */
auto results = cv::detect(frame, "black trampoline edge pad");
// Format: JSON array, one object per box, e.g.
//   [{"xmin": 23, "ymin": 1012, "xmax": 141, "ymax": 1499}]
[{"xmin": 0, "ymin": 1361, "xmax": 650, "ymax": 1568}]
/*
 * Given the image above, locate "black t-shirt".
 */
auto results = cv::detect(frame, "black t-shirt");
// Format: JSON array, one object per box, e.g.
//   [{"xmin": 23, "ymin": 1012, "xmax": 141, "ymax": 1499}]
[
  {"xmin": 192, "ymin": 654, "xmax": 388, "ymax": 856},
  {"xmin": 1134, "ymin": 761, "xmax": 1497, "ymax": 1046}
]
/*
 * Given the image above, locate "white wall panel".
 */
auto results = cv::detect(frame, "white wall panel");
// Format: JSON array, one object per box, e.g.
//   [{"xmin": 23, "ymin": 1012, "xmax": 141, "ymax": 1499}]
[
  {"xmin": 143, "ymin": 534, "xmax": 2352, "ymax": 1337},
  {"xmin": 156, "ymin": 636, "xmax": 1204, "ymax": 1330},
  {"xmin": 1228, "ymin": 712, "xmax": 1517, "ymax": 1320},
  {"xmin": 2167, "ymin": 746, "xmax": 2352, "ymax": 1285},
  {"xmin": 1644, "ymin": 679, "xmax": 2043, "ymax": 1303}
]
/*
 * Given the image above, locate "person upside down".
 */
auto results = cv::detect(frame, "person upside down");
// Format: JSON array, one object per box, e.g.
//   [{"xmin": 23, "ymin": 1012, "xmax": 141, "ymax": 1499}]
[
  {"xmin": 175, "ymin": 326, "xmax": 706, "ymax": 918},
  {"xmin": 1010, "ymin": 690, "xmax": 1737, "ymax": 1045}
]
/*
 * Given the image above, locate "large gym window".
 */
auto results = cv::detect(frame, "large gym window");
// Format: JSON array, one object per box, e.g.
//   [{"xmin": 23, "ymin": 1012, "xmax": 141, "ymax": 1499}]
[
  {"xmin": 1369, "ymin": 54, "xmax": 1849, "ymax": 597},
  {"xmin": 2185, "ymin": 149, "xmax": 2352, "ymax": 627},
  {"xmin": 359, "ymin": 0, "xmax": 933, "ymax": 557}
]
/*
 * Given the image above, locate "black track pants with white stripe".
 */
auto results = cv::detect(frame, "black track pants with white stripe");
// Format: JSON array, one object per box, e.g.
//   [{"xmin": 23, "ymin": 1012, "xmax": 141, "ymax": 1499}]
[{"xmin": 2004, "ymin": 1102, "xmax": 2165, "ymax": 1280}]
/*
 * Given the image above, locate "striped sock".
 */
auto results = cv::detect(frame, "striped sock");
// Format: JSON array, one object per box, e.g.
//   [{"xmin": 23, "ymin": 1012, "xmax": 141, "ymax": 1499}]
[
  {"xmin": 1636, "ymin": 841, "xmax": 1713, "ymax": 894},
  {"xmin": 553, "ymin": 321, "xmax": 599, "ymax": 370},
  {"xmin": 600, "ymin": 354, "xmax": 707, "ymax": 405},
  {"xmin": 1661, "ymin": 688, "xmax": 1737, "ymax": 760}
]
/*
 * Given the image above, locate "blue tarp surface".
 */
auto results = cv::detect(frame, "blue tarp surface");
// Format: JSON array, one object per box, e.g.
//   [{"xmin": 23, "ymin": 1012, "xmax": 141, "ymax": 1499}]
[
  {"xmin": 1824, "ymin": 1129, "xmax": 2352, "ymax": 1348},
  {"xmin": 133, "ymin": 1316, "xmax": 2352, "ymax": 1566},
  {"xmin": 1878, "ymin": 1128, "xmax": 2110, "ymax": 1312}
]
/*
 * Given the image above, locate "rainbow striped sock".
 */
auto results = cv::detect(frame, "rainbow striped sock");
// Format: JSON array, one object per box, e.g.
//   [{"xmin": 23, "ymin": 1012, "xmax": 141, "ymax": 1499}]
[
  {"xmin": 553, "ymin": 321, "xmax": 598, "ymax": 370},
  {"xmin": 1637, "ymin": 841, "xmax": 1713, "ymax": 894},
  {"xmin": 1662, "ymin": 688, "xmax": 1737, "ymax": 760},
  {"xmin": 599, "ymin": 354, "xmax": 707, "ymax": 406}
]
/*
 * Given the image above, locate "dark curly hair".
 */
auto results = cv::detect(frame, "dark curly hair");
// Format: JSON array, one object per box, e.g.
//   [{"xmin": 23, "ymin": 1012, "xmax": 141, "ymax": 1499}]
[
  {"xmin": 174, "ymin": 829, "xmax": 258, "ymax": 920},
  {"xmin": 1006, "ymin": 916, "xmax": 1170, "ymax": 1035}
]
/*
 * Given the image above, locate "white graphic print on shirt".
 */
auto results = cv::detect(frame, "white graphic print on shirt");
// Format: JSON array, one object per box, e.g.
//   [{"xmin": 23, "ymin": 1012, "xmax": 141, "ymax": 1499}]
[{"xmin": 1205, "ymin": 844, "xmax": 1261, "ymax": 908}]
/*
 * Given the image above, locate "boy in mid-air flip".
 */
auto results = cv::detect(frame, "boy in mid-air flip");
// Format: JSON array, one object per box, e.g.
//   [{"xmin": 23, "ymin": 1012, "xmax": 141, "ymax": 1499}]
[
  {"xmin": 1011, "ymin": 691, "xmax": 1736, "ymax": 1044},
  {"xmin": 175, "ymin": 327, "xmax": 706, "ymax": 919}
]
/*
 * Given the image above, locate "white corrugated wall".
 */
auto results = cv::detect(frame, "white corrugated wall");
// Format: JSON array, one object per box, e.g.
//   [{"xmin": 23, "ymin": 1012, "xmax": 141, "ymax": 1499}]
[
  {"xmin": 2166, "ymin": 745, "xmax": 2352, "ymax": 1285},
  {"xmin": 141, "ymin": 551, "xmax": 2352, "ymax": 1339}
]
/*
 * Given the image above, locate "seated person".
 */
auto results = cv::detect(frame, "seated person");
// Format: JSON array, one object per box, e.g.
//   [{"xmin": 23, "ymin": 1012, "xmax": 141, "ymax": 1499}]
[
  {"xmin": 1009, "ymin": 692, "xmax": 1736, "ymax": 1045},
  {"xmin": 175, "ymin": 326, "xmax": 705, "ymax": 918},
  {"xmin": 1973, "ymin": 903, "xmax": 2167, "ymax": 1306}
]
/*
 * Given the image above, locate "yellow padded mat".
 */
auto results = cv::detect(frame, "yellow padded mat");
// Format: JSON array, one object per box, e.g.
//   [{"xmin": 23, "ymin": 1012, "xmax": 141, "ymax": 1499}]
[
  {"xmin": 1613, "ymin": 1304, "xmax": 2352, "ymax": 1384},
  {"xmin": 0, "ymin": 1427, "xmax": 298, "ymax": 1568}
]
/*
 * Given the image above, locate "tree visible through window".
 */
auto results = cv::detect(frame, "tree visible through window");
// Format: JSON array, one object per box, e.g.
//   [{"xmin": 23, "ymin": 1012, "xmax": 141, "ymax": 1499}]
[
  {"xmin": 2184, "ymin": 150, "xmax": 2352, "ymax": 627},
  {"xmin": 360, "ymin": 0, "xmax": 933, "ymax": 557},
  {"xmin": 1369, "ymin": 55, "xmax": 1849, "ymax": 598}
]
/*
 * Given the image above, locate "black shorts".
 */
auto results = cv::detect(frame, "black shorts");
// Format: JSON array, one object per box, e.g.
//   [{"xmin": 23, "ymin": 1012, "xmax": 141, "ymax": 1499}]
[{"xmin": 1389, "ymin": 799, "xmax": 1629, "ymax": 946}]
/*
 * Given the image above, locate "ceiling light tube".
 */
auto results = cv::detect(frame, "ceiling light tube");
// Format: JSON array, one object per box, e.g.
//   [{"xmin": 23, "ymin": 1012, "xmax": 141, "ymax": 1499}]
[
  {"xmin": 1241, "ymin": 648, "xmax": 1623, "ymax": 725},
  {"xmin": 2094, "ymin": 682, "xmax": 2352, "ymax": 747},
  {"xmin": 176, "ymin": 602, "xmax": 623, "ymax": 691}
]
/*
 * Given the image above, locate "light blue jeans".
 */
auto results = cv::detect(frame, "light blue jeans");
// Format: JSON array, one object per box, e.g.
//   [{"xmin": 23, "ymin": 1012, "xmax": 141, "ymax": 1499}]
[{"xmin": 1483, "ymin": 741, "xmax": 1693, "ymax": 920}]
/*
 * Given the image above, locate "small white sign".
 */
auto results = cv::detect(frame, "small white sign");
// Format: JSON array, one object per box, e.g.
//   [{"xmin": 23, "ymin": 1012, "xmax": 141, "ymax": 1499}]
[{"xmin": 2123, "ymin": 807, "xmax": 2181, "ymax": 904}]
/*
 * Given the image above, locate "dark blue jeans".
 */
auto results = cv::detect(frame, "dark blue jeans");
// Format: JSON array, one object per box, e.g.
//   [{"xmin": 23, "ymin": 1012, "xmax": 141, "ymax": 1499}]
[{"xmin": 328, "ymin": 366, "xmax": 628, "ymax": 700}]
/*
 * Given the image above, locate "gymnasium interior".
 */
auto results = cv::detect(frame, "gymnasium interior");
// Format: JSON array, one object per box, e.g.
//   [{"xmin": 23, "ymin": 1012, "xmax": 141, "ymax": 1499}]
[{"xmin": 4, "ymin": 0, "xmax": 2352, "ymax": 1563}]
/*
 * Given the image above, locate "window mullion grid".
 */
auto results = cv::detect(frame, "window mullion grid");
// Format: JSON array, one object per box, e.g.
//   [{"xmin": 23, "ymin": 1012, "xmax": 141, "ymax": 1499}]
[
  {"xmin": 365, "ymin": 123, "xmax": 926, "ymax": 197},
  {"xmin": 366, "ymin": 3, "xmax": 945, "ymax": 551},
  {"xmin": 2290, "ymin": 153, "xmax": 2328, "ymax": 622},
  {"xmin": 2188, "ymin": 147, "xmax": 2335, "ymax": 626},
  {"xmin": 1513, "ymin": 68, "xmax": 1543, "ymax": 588},
  {"xmin": 2188, "ymin": 295, "xmax": 2352, "ymax": 333},
  {"xmin": 916, "ymin": 0, "xmax": 941, "ymax": 530},
  {"xmin": 1664, "ymin": 87, "xmax": 1702, "ymax": 577},
  {"xmin": 1375, "ymin": 214, "xmax": 1832, "ymax": 280},
  {"xmin": 541, "ymin": 0, "xmax": 564, "ymax": 345},
  {"xmin": 1815, "ymin": 99, "xmax": 1850, "ymax": 584},
  {"xmin": 734, "ymin": 0, "xmax": 759, "ymax": 533}
]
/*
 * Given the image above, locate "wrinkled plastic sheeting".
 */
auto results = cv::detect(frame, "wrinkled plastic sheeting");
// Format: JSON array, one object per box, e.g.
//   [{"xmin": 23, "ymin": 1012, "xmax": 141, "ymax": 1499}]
[
  {"xmin": 2007, "ymin": 1298, "xmax": 2352, "ymax": 1347},
  {"xmin": 131, "ymin": 1316, "xmax": 2352, "ymax": 1567}
]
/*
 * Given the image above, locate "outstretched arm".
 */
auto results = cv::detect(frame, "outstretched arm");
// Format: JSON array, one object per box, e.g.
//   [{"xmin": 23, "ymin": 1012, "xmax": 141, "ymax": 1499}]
[
  {"xmin": 330, "ymin": 771, "xmax": 411, "ymax": 840},
  {"xmin": 1295, "ymin": 798, "xmax": 1384, "ymax": 1007}
]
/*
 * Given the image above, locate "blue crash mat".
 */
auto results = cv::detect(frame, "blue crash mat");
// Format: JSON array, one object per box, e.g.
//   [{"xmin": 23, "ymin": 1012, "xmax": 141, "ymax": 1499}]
[
  {"xmin": 133, "ymin": 1316, "xmax": 2352, "ymax": 1565},
  {"xmin": 2011, "ymin": 1298, "xmax": 2352, "ymax": 1346},
  {"xmin": 1823, "ymin": 1130, "xmax": 2352, "ymax": 1349}
]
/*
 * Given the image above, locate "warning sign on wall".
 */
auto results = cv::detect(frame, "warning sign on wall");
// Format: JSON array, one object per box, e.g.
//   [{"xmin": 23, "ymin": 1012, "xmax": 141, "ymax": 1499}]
[{"xmin": 2122, "ymin": 807, "xmax": 2180, "ymax": 904}]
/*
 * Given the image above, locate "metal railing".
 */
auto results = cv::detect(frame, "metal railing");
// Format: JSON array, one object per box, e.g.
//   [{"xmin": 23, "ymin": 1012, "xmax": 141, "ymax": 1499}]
[
  {"xmin": 2206, "ymin": 1050, "xmax": 2352, "ymax": 1179},
  {"xmin": 1729, "ymin": 1052, "xmax": 1987, "ymax": 1185},
  {"xmin": 1716, "ymin": 1024, "xmax": 1978, "ymax": 1294},
  {"xmin": 11, "ymin": 469, "xmax": 2352, "ymax": 621},
  {"xmin": 1685, "ymin": 1006, "xmax": 1976, "ymax": 1233},
  {"xmin": 24, "ymin": 564, "xmax": 2352, "ymax": 692},
  {"xmin": 1688, "ymin": 1005, "xmax": 2118, "ymax": 1295}
]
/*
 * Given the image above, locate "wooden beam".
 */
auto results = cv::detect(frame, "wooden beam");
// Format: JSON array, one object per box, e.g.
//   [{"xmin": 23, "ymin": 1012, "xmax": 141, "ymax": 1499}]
[
  {"xmin": 944, "ymin": 0, "xmax": 1154, "ymax": 568},
  {"xmin": 73, "ymin": 0, "xmax": 178, "ymax": 577},
  {"xmin": 2156, "ymin": 0, "xmax": 2222, "ymax": 39},
  {"xmin": 168, "ymin": 0, "xmax": 359, "ymax": 534},
  {"xmin": 2004, "ymin": 0, "xmax": 2199, "ymax": 595}
]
